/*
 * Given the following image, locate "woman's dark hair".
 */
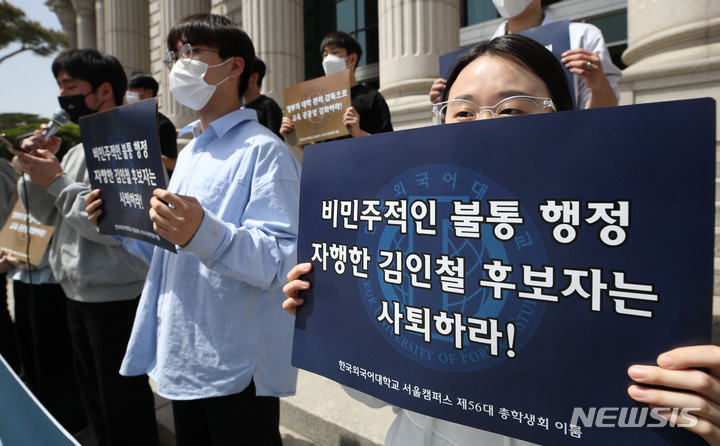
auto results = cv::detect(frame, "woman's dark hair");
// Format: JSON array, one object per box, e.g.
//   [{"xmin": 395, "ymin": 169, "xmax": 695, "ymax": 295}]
[
  {"xmin": 167, "ymin": 13, "xmax": 256, "ymax": 99},
  {"xmin": 52, "ymin": 49, "xmax": 127, "ymax": 106},
  {"xmin": 443, "ymin": 34, "xmax": 574, "ymax": 111},
  {"xmin": 319, "ymin": 31, "xmax": 363, "ymax": 61}
]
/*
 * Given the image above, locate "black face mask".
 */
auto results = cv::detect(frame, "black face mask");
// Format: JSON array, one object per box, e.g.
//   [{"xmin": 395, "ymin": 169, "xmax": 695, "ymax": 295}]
[{"xmin": 58, "ymin": 90, "xmax": 99, "ymax": 124}]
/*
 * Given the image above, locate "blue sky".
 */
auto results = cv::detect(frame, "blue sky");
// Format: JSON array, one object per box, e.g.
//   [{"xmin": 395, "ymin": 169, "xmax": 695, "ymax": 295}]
[{"xmin": 0, "ymin": 0, "xmax": 64, "ymax": 119}]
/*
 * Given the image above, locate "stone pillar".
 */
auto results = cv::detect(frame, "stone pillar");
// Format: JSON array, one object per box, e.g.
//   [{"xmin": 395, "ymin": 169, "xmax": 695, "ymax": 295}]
[
  {"xmin": 103, "ymin": 0, "xmax": 150, "ymax": 74},
  {"xmin": 620, "ymin": 0, "xmax": 720, "ymax": 111},
  {"xmin": 48, "ymin": 0, "xmax": 78, "ymax": 49},
  {"xmin": 71, "ymin": 0, "xmax": 97, "ymax": 49},
  {"xmin": 95, "ymin": 0, "xmax": 105, "ymax": 53},
  {"xmin": 149, "ymin": 0, "xmax": 165, "ymax": 115},
  {"xmin": 156, "ymin": 0, "xmax": 211, "ymax": 128},
  {"xmin": 211, "ymin": 0, "xmax": 242, "ymax": 24},
  {"xmin": 619, "ymin": 0, "xmax": 720, "ymax": 303},
  {"xmin": 241, "ymin": 0, "xmax": 304, "ymax": 108},
  {"xmin": 377, "ymin": 0, "xmax": 460, "ymax": 130}
]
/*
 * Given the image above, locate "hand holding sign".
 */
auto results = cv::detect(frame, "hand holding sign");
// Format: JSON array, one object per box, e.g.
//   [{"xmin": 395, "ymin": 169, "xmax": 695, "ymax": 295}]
[
  {"xmin": 282, "ymin": 262, "xmax": 313, "ymax": 316},
  {"xmin": 429, "ymin": 78, "xmax": 447, "ymax": 105},
  {"xmin": 561, "ymin": 48, "xmax": 616, "ymax": 108},
  {"xmin": 85, "ymin": 184, "xmax": 204, "ymax": 248},
  {"xmin": 0, "ymin": 251, "xmax": 25, "ymax": 272},
  {"xmin": 149, "ymin": 189, "xmax": 204, "ymax": 247},
  {"xmin": 343, "ymin": 106, "xmax": 367, "ymax": 138},
  {"xmin": 84, "ymin": 189, "xmax": 103, "ymax": 226},
  {"xmin": 628, "ymin": 345, "xmax": 720, "ymax": 445}
]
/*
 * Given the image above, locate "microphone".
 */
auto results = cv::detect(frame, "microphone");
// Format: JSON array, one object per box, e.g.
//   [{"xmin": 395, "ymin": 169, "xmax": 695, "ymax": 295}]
[{"xmin": 42, "ymin": 109, "xmax": 71, "ymax": 140}]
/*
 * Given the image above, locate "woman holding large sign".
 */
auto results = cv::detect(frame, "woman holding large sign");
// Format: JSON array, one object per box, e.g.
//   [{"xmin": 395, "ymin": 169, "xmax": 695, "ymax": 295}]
[{"xmin": 283, "ymin": 34, "xmax": 720, "ymax": 446}]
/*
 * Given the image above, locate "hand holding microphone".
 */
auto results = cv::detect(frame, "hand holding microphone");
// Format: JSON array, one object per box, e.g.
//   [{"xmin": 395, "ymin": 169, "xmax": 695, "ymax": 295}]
[
  {"xmin": 42, "ymin": 108, "xmax": 71, "ymax": 140},
  {"xmin": 15, "ymin": 109, "xmax": 68, "ymax": 156}
]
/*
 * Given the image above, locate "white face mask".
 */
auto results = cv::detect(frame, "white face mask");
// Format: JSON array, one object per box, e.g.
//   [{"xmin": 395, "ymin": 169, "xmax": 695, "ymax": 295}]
[
  {"xmin": 125, "ymin": 91, "xmax": 141, "ymax": 103},
  {"xmin": 322, "ymin": 54, "xmax": 349, "ymax": 76},
  {"xmin": 492, "ymin": 0, "xmax": 534, "ymax": 18},
  {"xmin": 168, "ymin": 58, "xmax": 231, "ymax": 110}
]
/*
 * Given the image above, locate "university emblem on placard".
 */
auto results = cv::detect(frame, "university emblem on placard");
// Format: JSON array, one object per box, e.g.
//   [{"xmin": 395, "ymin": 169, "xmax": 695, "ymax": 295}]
[{"xmin": 355, "ymin": 164, "xmax": 547, "ymax": 372}]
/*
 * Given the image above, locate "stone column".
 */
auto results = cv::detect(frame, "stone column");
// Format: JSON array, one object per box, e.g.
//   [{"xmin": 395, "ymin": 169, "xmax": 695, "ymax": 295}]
[
  {"xmin": 211, "ymin": 0, "xmax": 242, "ymax": 24},
  {"xmin": 156, "ymin": 0, "xmax": 211, "ymax": 128},
  {"xmin": 620, "ymin": 0, "xmax": 720, "ymax": 111},
  {"xmin": 239, "ymin": 0, "xmax": 303, "ymax": 159},
  {"xmin": 103, "ymin": 0, "xmax": 150, "ymax": 74},
  {"xmin": 241, "ymin": 0, "xmax": 304, "ymax": 108},
  {"xmin": 70, "ymin": 0, "xmax": 96, "ymax": 49},
  {"xmin": 377, "ymin": 0, "xmax": 460, "ymax": 130},
  {"xmin": 619, "ymin": 0, "xmax": 720, "ymax": 302},
  {"xmin": 48, "ymin": 0, "xmax": 78, "ymax": 49},
  {"xmin": 95, "ymin": 0, "xmax": 105, "ymax": 53}
]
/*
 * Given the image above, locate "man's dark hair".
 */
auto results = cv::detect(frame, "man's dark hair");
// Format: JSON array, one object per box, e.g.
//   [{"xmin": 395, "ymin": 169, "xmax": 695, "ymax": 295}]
[
  {"xmin": 52, "ymin": 49, "xmax": 127, "ymax": 106},
  {"xmin": 319, "ymin": 31, "xmax": 363, "ymax": 61},
  {"xmin": 443, "ymin": 34, "xmax": 574, "ymax": 112},
  {"xmin": 128, "ymin": 73, "xmax": 159, "ymax": 96},
  {"xmin": 167, "ymin": 13, "xmax": 256, "ymax": 99},
  {"xmin": 248, "ymin": 58, "xmax": 266, "ymax": 88}
]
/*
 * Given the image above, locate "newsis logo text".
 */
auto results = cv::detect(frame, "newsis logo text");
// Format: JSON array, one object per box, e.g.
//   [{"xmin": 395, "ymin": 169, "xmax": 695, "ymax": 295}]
[{"xmin": 570, "ymin": 407, "xmax": 699, "ymax": 428}]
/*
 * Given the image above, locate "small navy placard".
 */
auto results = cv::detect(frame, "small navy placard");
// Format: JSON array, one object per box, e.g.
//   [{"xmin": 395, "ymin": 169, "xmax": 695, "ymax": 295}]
[{"xmin": 80, "ymin": 98, "xmax": 175, "ymax": 252}]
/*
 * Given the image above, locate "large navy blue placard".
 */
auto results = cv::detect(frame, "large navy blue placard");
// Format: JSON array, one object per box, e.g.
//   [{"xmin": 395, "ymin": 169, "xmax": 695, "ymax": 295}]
[
  {"xmin": 80, "ymin": 98, "xmax": 175, "ymax": 252},
  {"xmin": 292, "ymin": 99, "xmax": 716, "ymax": 445}
]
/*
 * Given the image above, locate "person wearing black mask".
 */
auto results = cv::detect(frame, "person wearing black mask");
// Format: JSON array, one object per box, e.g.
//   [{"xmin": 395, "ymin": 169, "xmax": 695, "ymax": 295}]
[{"xmin": 11, "ymin": 49, "xmax": 158, "ymax": 446}]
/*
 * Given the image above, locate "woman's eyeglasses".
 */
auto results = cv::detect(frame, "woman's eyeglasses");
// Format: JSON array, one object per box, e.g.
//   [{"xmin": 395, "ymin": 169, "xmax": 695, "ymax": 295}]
[{"xmin": 432, "ymin": 96, "xmax": 556, "ymax": 123}]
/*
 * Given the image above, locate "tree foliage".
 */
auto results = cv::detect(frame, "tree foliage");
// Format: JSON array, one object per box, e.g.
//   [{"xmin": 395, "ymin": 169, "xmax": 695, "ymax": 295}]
[
  {"xmin": 0, "ymin": 113, "xmax": 47, "ymax": 130},
  {"xmin": 0, "ymin": 1, "xmax": 68, "ymax": 66},
  {"xmin": 0, "ymin": 122, "xmax": 80, "ymax": 161}
]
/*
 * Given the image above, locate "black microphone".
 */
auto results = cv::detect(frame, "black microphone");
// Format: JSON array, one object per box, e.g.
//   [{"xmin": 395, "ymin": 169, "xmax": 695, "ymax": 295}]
[{"xmin": 42, "ymin": 109, "xmax": 71, "ymax": 140}]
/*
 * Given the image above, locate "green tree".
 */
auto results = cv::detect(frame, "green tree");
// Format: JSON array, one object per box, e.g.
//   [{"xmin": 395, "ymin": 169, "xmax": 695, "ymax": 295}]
[
  {"xmin": 0, "ymin": 113, "xmax": 46, "ymax": 130},
  {"xmin": 0, "ymin": 123, "xmax": 80, "ymax": 160},
  {"xmin": 0, "ymin": 1, "xmax": 67, "ymax": 66}
]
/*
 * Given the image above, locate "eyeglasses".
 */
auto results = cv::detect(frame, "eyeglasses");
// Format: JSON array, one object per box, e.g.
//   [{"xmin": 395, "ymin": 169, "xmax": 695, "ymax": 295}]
[
  {"xmin": 163, "ymin": 43, "xmax": 220, "ymax": 69},
  {"xmin": 432, "ymin": 96, "xmax": 556, "ymax": 123}
]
